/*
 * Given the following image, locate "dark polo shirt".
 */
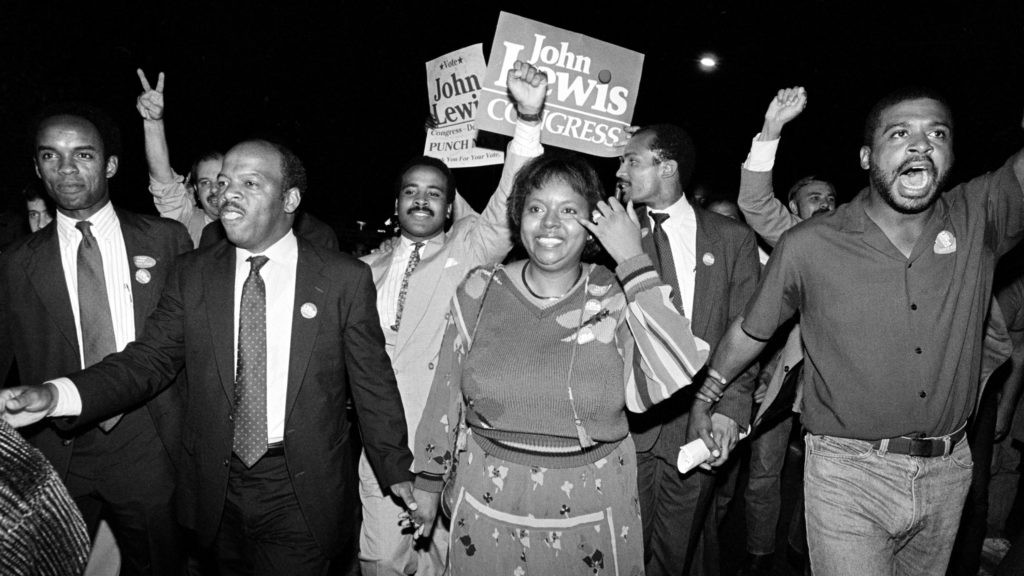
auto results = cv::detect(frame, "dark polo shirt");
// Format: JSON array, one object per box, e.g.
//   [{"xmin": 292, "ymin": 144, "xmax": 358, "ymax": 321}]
[{"xmin": 743, "ymin": 156, "xmax": 1024, "ymax": 440}]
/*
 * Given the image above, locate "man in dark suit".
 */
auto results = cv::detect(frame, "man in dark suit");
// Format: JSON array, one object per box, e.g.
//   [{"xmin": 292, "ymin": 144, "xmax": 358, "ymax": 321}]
[
  {"xmin": 0, "ymin": 106, "xmax": 192, "ymax": 574},
  {"xmin": 1, "ymin": 139, "xmax": 415, "ymax": 574},
  {"xmin": 617, "ymin": 124, "xmax": 760, "ymax": 576}
]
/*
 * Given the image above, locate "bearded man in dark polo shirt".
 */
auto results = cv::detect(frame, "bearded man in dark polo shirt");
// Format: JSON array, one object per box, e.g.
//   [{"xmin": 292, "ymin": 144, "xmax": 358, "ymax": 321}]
[{"xmin": 687, "ymin": 88, "xmax": 1024, "ymax": 576}]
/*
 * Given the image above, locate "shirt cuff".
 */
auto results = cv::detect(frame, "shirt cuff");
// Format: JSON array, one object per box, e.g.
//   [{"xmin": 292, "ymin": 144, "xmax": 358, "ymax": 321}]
[
  {"xmin": 742, "ymin": 134, "xmax": 780, "ymax": 172},
  {"xmin": 509, "ymin": 120, "xmax": 543, "ymax": 157},
  {"xmin": 48, "ymin": 377, "xmax": 82, "ymax": 418}
]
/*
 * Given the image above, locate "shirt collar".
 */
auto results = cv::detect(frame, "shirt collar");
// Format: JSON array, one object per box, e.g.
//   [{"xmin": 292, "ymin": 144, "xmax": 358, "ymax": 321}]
[
  {"xmin": 399, "ymin": 232, "xmax": 443, "ymax": 254},
  {"xmin": 56, "ymin": 200, "xmax": 117, "ymax": 243},
  {"xmin": 235, "ymin": 230, "xmax": 299, "ymax": 268},
  {"xmin": 647, "ymin": 194, "xmax": 696, "ymax": 228}
]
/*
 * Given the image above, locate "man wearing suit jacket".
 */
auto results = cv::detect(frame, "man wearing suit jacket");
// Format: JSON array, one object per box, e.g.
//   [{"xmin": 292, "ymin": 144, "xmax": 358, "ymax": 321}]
[
  {"xmin": 356, "ymin": 60, "xmax": 546, "ymax": 576},
  {"xmin": 0, "ymin": 108, "xmax": 192, "ymax": 574},
  {"xmin": 617, "ymin": 124, "xmax": 760, "ymax": 576},
  {"xmin": 1, "ymin": 139, "xmax": 415, "ymax": 574}
]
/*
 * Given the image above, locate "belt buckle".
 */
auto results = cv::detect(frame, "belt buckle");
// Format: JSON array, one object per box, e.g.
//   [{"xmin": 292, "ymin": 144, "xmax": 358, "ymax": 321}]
[{"xmin": 907, "ymin": 437, "xmax": 936, "ymax": 457}]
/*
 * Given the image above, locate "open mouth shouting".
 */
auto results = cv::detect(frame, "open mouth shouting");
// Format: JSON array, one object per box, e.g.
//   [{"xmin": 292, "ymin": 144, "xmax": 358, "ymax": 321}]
[{"xmin": 896, "ymin": 157, "xmax": 936, "ymax": 197}]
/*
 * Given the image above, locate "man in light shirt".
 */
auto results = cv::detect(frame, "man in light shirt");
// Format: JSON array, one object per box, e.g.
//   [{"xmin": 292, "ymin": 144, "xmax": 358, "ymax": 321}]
[
  {"xmin": 0, "ymin": 105, "xmax": 192, "ymax": 574},
  {"xmin": 1, "ymin": 138, "xmax": 415, "ymax": 574},
  {"xmin": 357, "ymin": 60, "xmax": 546, "ymax": 576}
]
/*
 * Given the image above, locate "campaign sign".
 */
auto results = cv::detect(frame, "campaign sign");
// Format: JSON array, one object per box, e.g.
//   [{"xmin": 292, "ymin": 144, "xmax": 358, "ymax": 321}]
[
  {"xmin": 424, "ymin": 44, "xmax": 504, "ymax": 168},
  {"xmin": 477, "ymin": 12, "xmax": 644, "ymax": 157}
]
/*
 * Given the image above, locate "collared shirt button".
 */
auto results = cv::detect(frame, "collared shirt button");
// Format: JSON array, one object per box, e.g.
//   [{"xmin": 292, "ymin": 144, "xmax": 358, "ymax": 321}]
[
  {"xmin": 428, "ymin": 362, "xmax": 435, "ymax": 370},
  {"xmin": 910, "ymin": 303, "xmax": 918, "ymax": 310},
  {"xmin": 919, "ymin": 391, "xmax": 927, "ymax": 398},
  {"xmin": 915, "ymin": 347, "xmax": 923, "ymax": 354},
  {"xmin": 62, "ymin": 439, "xmax": 72, "ymax": 446}
]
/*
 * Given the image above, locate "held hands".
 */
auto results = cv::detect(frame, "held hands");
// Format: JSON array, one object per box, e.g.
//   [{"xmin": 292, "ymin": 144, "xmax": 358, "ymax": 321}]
[
  {"xmin": 0, "ymin": 384, "xmax": 58, "ymax": 428},
  {"xmin": 396, "ymin": 484, "xmax": 440, "ymax": 539},
  {"xmin": 507, "ymin": 60, "xmax": 548, "ymax": 118},
  {"xmin": 577, "ymin": 197, "xmax": 643, "ymax": 265},
  {"xmin": 762, "ymin": 86, "xmax": 806, "ymax": 140},
  {"xmin": 136, "ymin": 69, "xmax": 166, "ymax": 121}
]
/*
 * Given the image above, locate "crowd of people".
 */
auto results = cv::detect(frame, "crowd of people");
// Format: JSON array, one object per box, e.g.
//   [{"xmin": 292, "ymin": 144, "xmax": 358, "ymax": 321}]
[{"xmin": 0, "ymin": 55, "xmax": 1023, "ymax": 576}]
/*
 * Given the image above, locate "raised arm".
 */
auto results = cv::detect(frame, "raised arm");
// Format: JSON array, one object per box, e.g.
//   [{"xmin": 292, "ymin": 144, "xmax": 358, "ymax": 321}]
[
  {"xmin": 738, "ymin": 87, "xmax": 807, "ymax": 246},
  {"xmin": 137, "ymin": 69, "xmax": 175, "ymax": 185},
  {"xmin": 458, "ymin": 61, "xmax": 547, "ymax": 265}
]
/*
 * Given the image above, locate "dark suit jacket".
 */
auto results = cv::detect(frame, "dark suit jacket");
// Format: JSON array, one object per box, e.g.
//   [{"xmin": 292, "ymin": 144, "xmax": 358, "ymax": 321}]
[
  {"xmin": 199, "ymin": 212, "xmax": 339, "ymax": 251},
  {"xmin": 65, "ymin": 236, "xmax": 412, "ymax": 555},
  {"xmin": 630, "ymin": 203, "xmax": 761, "ymax": 461},
  {"xmin": 0, "ymin": 209, "xmax": 192, "ymax": 477}
]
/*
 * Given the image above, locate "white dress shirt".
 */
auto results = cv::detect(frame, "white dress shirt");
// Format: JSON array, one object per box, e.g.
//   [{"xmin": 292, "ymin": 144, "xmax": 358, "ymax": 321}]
[
  {"xmin": 56, "ymin": 202, "xmax": 136, "ymax": 368},
  {"xmin": 233, "ymin": 231, "xmax": 298, "ymax": 444},
  {"xmin": 52, "ymin": 230, "xmax": 299, "ymax": 445},
  {"xmin": 647, "ymin": 196, "xmax": 697, "ymax": 318},
  {"xmin": 376, "ymin": 235, "xmax": 441, "ymax": 342}
]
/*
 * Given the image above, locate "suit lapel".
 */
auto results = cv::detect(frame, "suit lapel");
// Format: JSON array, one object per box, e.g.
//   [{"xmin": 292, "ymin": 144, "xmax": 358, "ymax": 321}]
[
  {"xmin": 285, "ymin": 240, "xmax": 327, "ymax": 423},
  {"xmin": 204, "ymin": 243, "xmax": 238, "ymax": 402},
  {"xmin": 117, "ymin": 210, "xmax": 157, "ymax": 335},
  {"xmin": 691, "ymin": 207, "xmax": 721, "ymax": 337},
  {"xmin": 25, "ymin": 225, "xmax": 79, "ymax": 356}
]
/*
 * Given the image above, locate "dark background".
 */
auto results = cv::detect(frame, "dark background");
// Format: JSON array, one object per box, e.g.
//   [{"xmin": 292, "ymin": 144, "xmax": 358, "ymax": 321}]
[{"xmin": 2, "ymin": 1, "xmax": 1022, "ymax": 241}]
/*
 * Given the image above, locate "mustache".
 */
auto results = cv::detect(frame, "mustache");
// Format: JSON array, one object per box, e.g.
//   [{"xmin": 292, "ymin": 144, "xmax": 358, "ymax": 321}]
[
  {"xmin": 896, "ymin": 155, "xmax": 936, "ymax": 175},
  {"xmin": 406, "ymin": 206, "xmax": 435, "ymax": 216}
]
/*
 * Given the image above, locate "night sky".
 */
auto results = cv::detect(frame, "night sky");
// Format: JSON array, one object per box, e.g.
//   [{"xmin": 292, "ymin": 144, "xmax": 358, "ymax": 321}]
[{"xmin": 2, "ymin": 1, "xmax": 1022, "ymax": 242}]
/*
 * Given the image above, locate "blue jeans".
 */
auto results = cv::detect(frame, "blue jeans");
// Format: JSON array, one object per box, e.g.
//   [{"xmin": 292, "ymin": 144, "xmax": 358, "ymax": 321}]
[{"xmin": 804, "ymin": 432, "xmax": 973, "ymax": 576}]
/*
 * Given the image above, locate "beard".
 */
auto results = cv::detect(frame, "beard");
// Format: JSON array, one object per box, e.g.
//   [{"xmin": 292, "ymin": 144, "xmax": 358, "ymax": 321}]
[{"xmin": 869, "ymin": 156, "xmax": 950, "ymax": 215}]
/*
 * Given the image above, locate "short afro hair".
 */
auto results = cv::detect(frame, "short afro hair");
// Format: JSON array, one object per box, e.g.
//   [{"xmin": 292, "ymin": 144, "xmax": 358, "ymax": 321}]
[
  {"xmin": 30, "ymin": 102, "xmax": 122, "ymax": 160},
  {"xmin": 507, "ymin": 151, "xmax": 607, "ymax": 259},
  {"xmin": 635, "ymin": 124, "xmax": 696, "ymax": 190},
  {"xmin": 393, "ymin": 156, "xmax": 456, "ymax": 204},
  {"xmin": 862, "ymin": 87, "xmax": 953, "ymax": 146}
]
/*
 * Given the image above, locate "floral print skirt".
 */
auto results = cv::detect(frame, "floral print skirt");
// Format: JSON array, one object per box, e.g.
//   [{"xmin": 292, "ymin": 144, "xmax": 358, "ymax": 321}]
[{"xmin": 446, "ymin": 434, "xmax": 644, "ymax": 576}]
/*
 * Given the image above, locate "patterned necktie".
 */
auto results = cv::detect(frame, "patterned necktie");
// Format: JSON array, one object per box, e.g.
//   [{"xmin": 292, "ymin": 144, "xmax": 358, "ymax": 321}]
[
  {"xmin": 233, "ymin": 255, "xmax": 269, "ymax": 468},
  {"xmin": 390, "ymin": 241, "xmax": 424, "ymax": 332},
  {"xmin": 649, "ymin": 213, "xmax": 683, "ymax": 313},
  {"xmin": 75, "ymin": 221, "xmax": 122, "ymax": 432}
]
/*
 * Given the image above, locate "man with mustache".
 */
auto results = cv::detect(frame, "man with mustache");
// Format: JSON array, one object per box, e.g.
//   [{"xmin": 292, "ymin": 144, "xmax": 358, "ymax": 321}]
[
  {"xmin": 0, "ymin": 105, "xmax": 192, "ymax": 574},
  {"xmin": 617, "ymin": 123, "xmax": 761, "ymax": 576},
  {"xmin": 690, "ymin": 88, "xmax": 1024, "ymax": 575},
  {"xmin": 1, "ymin": 137, "xmax": 415, "ymax": 573},
  {"xmin": 356, "ymin": 60, "xmax": 546, "ymax": 576}
]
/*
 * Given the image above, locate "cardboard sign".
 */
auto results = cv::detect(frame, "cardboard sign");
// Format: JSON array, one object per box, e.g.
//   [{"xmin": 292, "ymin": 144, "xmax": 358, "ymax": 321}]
[
  {"xmin": 424, "ymin": 44, "xmax": 505, "ymax": 168},
  {"xmin": 477, "ymin": 12, "xmax": 644, "ymax": 157}
]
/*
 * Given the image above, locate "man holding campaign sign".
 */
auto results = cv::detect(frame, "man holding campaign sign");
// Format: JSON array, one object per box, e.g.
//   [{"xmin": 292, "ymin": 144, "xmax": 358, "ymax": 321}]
[{"xmin": 476, "ymin": 12, "xmax": 644, "ymax": 157}]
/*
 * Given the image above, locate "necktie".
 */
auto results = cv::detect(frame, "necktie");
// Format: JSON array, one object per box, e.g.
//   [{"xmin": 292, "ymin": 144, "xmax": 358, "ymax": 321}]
[
  {"xmin": 75, "ymin": 221, "xmax": 122, "ymax": 432},
  {"xmin": 233, "ymin": 255, "xmax": 269, "ymax": 468},
  {"xmin": 649, "ymin": 213, "xmax": 683, "ymax": 313},
  {"xmin": 390, "ymin": 242, "xmax": 424, "ymax": 332}
]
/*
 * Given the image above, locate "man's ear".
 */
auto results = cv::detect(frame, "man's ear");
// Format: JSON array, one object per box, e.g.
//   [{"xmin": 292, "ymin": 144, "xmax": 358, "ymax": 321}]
[
  {"xmin": 283, "ymin": 188, "xmax": 301, "ymax": 214},
  {"xmin": 34, "ymin": 160, "xmax": 41, "ymax": 180},
  {"xmin": 105, "ymin": 155, "xmax": 119, "ymax": 178},
  {"xmin": 859, "ymin": 146, "xmax": 871, "ymax": 171},
  {"xmin": 788, "ymin": 199, "xmax": 800, "ymax": 215},
  {"xmin": 659, "ymin": 159, "xmax": 678, "ymax": 179}
]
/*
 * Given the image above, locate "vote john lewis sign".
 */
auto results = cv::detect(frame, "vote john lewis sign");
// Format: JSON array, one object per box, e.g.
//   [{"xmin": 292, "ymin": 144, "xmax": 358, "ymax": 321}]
[
  {"xmin": 424, "ymin": 44, "xmax": 504, "ymax": 168},
  {"xmin": 477, "ymin": 12, "xmax": 644, "ymax": 157}
]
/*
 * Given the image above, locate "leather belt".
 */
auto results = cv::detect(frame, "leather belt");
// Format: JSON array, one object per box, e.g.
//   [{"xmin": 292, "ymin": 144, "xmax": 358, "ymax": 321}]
[
  {"xmin": 870, "ymin": 426, "xmax": 966, "ymax": 458},
  {"xmin": 265, "ymin": 441, "xmax": 285, "ymax": 457}
]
